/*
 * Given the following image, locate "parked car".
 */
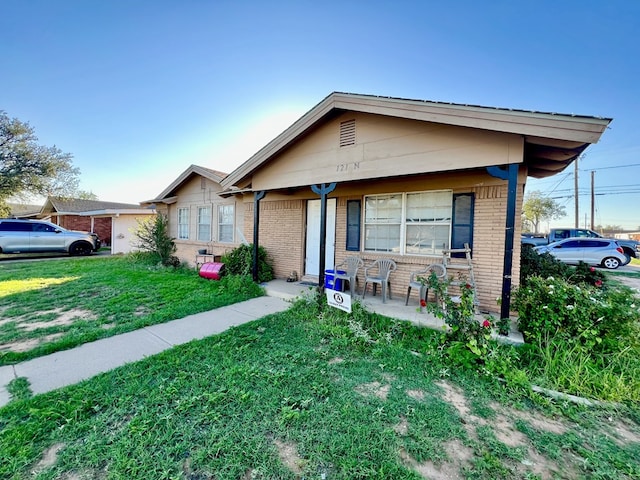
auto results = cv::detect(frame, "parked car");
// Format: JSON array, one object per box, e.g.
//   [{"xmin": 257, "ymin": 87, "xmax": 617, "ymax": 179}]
[
  {"xmin": 522, "ymin": 228, "xmax": 640, "ymax": 265},
  {"xmin": 534, "ymin": 237, "xmax": 626, "ymax": 269},
  {"xmin": 0, "ymin": 219, "xmax": 101, "ymax": 256}
]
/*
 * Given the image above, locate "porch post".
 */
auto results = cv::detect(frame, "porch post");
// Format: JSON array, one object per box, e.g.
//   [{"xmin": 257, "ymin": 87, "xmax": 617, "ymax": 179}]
[
  {"xmin": 311, "ymin": 183, "xmax": 337, "ymax": 292},
  {"xmin": 486, "ymin": 164, "xmax": 519, "ymax": 322},
  {"xmin": 252, "ymin": 191, "xmax": 266, "ymax": 282}
]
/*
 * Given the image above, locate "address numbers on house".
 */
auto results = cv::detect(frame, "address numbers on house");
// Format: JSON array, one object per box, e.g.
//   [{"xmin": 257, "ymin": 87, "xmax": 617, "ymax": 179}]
[{"xmin": 336, "ymin": 162, "xmax": 360, "ymax": 173}]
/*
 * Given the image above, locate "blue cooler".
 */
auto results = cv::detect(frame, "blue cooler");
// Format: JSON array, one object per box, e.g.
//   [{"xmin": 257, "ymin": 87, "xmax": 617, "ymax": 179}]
[{"xmin": 324, "ymin": 269, "xmax": 346, "ymax": 290}]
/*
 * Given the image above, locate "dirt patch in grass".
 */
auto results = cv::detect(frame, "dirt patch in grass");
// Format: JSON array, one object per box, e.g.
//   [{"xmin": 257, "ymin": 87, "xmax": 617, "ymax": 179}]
[
  {"xmin": 400, "ymin": 439, "xmax": 473, "ymax": 480},
  {"xmin": 355, "ymin": 381, "xmax": 391, "ymax": 400},
  {"xmin": 489, "ymin": 401, "xmax": 568, "ymax": 436},
  {"xmin": 394, "ymin": 416, "xmax": 409, "ymax": 435},
  {"xmin": 608, "ymin": 418, "xmax": 640, "ymax": 446},
  {"xmin": 328, "ymin": 357, "xmax": 344, "ymax": 364},
  {"xmin": 1, "ymin": 333, "xmax": 64, "ymax": 353},
  {"xmin": 406, "ymin": 388, "xmax": 425, "ymax": 401},
  {"xmin": 12, "ymin": 308, "xmax": 96, "ymax": 332},
  {"xmin": 32, "ymin": 442, "xmax": 64, "ymax": 474},
  {"xmin": 273, "ymin": 439, "xmax": 304, "ymax": 475}
]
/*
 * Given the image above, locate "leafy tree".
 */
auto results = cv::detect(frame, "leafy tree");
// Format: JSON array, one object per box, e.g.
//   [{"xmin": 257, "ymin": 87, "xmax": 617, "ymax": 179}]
[
  {"xmin": 521, "ymin": 190, "xmax": 566, "ymax": 233},
  {"xmin": 0, "ymin": 111, "xmax": 79, "ymax": 216},
  {"xmin": 76, "ymin": 190, "xmax": 98, "ymax": 200}
]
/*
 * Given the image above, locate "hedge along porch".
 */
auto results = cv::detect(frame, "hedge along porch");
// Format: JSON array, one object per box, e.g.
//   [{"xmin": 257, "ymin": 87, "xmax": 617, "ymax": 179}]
[{"xmin": 221, "ymin": 93, "xmax": 611, "ymax": 316}]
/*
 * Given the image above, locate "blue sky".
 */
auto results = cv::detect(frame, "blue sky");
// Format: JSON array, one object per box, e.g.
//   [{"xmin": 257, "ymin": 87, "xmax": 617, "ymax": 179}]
[{"xmin": 2, "ymin": 1, "xmax": 639, "ymax": 229}]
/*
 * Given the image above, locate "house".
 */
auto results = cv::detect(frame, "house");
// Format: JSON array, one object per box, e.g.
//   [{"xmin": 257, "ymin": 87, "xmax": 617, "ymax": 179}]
[
  {"xmin": 143, "ymin": 165, "xmax": 244, "ymax": 262},
  {"xmin": 39, "ymin": 197, "xmax": 155, "ymax": 254},
  {"xmin": 214, "ymin": 92, "xmax": 611, "ymax": 316}
]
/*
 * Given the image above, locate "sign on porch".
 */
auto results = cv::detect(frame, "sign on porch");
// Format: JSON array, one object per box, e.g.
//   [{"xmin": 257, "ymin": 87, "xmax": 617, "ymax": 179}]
[{"xmin": 325, "ymin": 289, "xmax": 352, "ymax": 313}]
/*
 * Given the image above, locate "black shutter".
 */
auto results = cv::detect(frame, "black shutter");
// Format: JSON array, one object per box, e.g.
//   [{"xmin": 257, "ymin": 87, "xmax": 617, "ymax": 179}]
[
  {"xmin": 451, "ymin": 193, "xmax": 474, "ymax": 258},
  {"xmin": 346, "ymin": 200, "xmax": 361, "ymax": 251}
]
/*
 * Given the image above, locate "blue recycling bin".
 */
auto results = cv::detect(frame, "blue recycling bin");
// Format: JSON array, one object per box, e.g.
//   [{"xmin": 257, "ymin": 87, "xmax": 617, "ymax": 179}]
[{"xmin": 324, "ymin": 269, "xmax": 346, "ymax": 291}]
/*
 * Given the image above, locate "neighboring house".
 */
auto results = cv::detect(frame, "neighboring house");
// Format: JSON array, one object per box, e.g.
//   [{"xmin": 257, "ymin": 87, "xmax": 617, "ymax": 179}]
[
  {"xmin": 39, "ymin": 197, "xmax": 155, "ymax": 254},
  {"xmin": 216, "ymin": 92, "xmax": 610, "ymax": 315},
  {"xmin": 7, "ymin": 203, "xmax": 42, "ymax": 219},
  {"xmin": 143, "ymin": 165, "xmax": 244, "ymax": 263}
]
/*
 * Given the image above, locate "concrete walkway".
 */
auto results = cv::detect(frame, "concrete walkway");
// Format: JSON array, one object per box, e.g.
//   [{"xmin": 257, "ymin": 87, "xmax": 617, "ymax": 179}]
[{"xmin": 0, "ymin": 296, "xmax": 290, "ymax": 407}]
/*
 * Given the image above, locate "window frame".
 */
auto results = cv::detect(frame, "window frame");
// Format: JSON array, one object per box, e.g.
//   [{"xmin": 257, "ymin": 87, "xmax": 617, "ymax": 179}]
[
  {"xmin": 217, "ymin": 204, "xmax": 235, "ymax": 243},
  {"xmin": 196, "ymin": 205, "xmax": 212, "ymax": 242},
  {"xmin": 363, "ymin": 189, "xmax": 454, "ymax": 256},
  {"xmin": 177, "ymin": 207, "xmax": 189, "ymax": 240}
]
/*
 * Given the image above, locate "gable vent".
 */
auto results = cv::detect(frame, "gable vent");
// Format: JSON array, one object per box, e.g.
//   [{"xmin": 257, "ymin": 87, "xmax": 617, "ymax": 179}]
[{"xmin": 339, "ymin": 119, "xmax": 356, "ymax": 147}]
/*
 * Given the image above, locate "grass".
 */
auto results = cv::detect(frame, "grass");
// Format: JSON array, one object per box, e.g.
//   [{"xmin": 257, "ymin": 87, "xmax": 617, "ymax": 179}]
[
  {"xmin": 1, "ymin": 298, "xmax": 639, "ymax": 479},
  {"xmin": 0, "ymin": 255, "xmax": 263, "ymax": 365}
]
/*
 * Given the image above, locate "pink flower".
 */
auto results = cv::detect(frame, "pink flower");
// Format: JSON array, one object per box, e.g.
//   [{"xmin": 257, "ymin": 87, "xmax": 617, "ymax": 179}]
[
  {"xmin": 590, "ymin": 267, "xmax": 596, "ymax": 272},
  {"xmin": 595, "ymin": 280, "xmax": 603, "ymax": 287},
  {"xmin": 482, "ymin": 319, "xmax": 491, "ymax": 328},
  {"xmin": 420, "ymin": 299, "xmax": 427, "ymax": 307},
  {"xmin": 465, "ymin": 283, "xmax": 472, "ymax": 290}
]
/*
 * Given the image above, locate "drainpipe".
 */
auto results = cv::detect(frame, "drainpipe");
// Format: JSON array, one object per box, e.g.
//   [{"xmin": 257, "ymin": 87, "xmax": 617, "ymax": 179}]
[
  {"xmin": 311, "ymin": 183, "xmax": 337, "ymax": 292},
  {"xmin": 486, "ymin": 164, "xmax": 519, "ymax": 321},
  {"xmin": 252, "ymin": 191, "xmax": 266, "ymax": 282}
]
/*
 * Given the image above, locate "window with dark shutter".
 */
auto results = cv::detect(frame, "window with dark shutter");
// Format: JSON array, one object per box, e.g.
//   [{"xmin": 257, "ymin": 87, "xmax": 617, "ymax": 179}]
[
  {"xmin": 451, "ymin": 193, "xmax": 475, "ymax": 258},
  {"xmin": 346, "ymin": 200, "xmax": 361, "ymax": 251}
]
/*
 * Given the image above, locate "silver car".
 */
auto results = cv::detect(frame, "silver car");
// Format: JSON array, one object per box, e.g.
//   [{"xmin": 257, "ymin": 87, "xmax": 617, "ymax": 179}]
[
  {"xmin": 535, "ymin": 237, "xmax": 626, "ymax": 269},
  {"xmin": 0, "ymin": 219, "xmax": 101, "ymax": 256}
]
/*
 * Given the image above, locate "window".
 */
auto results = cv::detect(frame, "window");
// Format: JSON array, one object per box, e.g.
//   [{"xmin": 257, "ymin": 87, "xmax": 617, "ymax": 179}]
[
  {"xmin": 364, "ymin": 194, "xmax": 402, "ymax": 252},
  {"xmin": 346, "ymin": 200, "xmax": 361, "ymax": 251},
  {"xmin": 451, "ymin": 193, "xmax": 475, "ymax": 257},
  {"xmin": 177, "ymin": 207, "xmax": 189, "ymax": 240},
  {"xmin": 218, "ymin": 204, "xmax": 234, "ymax": 243},
  {"xmin": 197, "ymin": 206, "xmax": 211, "ymax": 242},
  {"xmin": 364, "ymin": 190, "xmax": 454, "ymax": 255}
]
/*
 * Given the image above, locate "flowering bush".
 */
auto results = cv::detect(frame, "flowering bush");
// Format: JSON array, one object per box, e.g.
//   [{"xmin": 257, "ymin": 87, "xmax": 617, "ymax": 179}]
[{"xmin": 514, "ymin": 275, "xmax": 640, "ymax": 352}]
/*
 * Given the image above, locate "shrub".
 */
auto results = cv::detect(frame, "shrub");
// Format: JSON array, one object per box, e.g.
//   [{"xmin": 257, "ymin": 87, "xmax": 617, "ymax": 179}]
[
  {"xmin": 519, "ymin": 246, "xmax": 570, "ymax": 283},
  {"xmin": 133, "ymin": 213, "xmax": 178, "ymax": 267},
  {"xmin": 513, "ymin": 275, "xmax": 640, "ymax": 352},
  {"xmin": 221, "ymin": 244, "xmax": 274, "ymax": 282}
]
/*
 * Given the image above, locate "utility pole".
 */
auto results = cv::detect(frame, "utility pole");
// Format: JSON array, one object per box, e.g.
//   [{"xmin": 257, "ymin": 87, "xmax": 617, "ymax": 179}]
[
  {"xmin": 590, "ymin": 171, "xmax": 595, "ymax": 231},
  {"xmin": 574, "ymin": 156, "xmax": 579, "ymax": 228}
]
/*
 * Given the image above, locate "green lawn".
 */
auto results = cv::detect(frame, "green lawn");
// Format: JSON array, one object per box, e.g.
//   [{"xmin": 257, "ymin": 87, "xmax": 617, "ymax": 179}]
[
  {"xmin": 0, "ymin": 255, "xmax": 263, "ymax": 365},
  {"xmin": 1, "ymin": 299, "xmax": 639, "ymax": 479}
]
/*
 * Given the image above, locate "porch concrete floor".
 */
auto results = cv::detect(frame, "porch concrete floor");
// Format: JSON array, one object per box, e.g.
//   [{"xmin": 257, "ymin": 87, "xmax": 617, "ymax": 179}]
[{"xmin": 262, "ymin": 279, "xmax": 524, "ymax": 345}]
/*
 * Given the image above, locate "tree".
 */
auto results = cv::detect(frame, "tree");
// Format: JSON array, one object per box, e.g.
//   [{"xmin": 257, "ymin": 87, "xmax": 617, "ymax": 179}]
[
  {"xmin": 522, "ymin": 191, "xmax": 566, "ymax": 233},
  {"xmin": 133, "ymin": 213, "xmax": 178, "ymax": 266},
  {"xmin": 0, "ymin": 111, "xmax": 80, "ymax": 216}
]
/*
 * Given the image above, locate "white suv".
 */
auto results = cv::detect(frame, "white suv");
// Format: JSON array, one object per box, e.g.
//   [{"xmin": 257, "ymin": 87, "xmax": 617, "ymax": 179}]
[{"xmin": 0, "ymin": 219, "xmax": 101, "ymax": 256}]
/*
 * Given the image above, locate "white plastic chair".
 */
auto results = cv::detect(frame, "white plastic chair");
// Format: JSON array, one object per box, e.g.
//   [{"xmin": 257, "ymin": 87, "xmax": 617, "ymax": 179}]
[{"xmin": 362, "ymin": 259, "xmax": 397, "ymax": 303}]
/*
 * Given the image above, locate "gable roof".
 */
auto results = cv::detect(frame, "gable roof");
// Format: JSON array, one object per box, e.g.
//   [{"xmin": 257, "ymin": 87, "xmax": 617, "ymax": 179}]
[
  {"xmin": 42, "ymin": 197, "xmax": 143, "ymax": 214},
  {"xmin": 220, "ymin": 92, "xmax": 612, "ymax": 188},
  {"xmin": 145, "ymin": 164, "xmax": 228, "ymax": 204}
]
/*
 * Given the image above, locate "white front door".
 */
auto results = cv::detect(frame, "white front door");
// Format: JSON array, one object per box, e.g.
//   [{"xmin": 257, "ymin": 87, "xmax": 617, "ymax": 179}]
[{"xmin": 305, "ymin": 198, "xmax": 336, "ymax": 276}]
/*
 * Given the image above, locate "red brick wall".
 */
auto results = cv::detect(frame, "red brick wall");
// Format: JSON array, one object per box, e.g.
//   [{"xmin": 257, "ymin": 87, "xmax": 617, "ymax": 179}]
[{"xmin": 56, "ymin": 216, "xmax": 112, "ymax": 246}]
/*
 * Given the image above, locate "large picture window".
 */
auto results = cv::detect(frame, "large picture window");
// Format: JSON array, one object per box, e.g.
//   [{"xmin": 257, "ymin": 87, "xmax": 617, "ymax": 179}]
[
  {"xmin": 197, "ymin": 206, "xmax": 211, "ymax": 242},
  {"xmin": 177, "ymin": 207, "xmax": 189, "ymax": 240},
  {"xmin": 364, "ymin": 190, "xmax": 453, "ymax": 255},
  {"xmin": 218, "ymin": 204, "xmax": 234, "ymax": 243}
]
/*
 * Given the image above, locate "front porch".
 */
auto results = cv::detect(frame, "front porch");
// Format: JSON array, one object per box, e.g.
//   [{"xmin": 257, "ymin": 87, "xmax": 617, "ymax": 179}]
[{"xmin": 262, "ymin": 279, "xmax": 524, "ymax": 345}]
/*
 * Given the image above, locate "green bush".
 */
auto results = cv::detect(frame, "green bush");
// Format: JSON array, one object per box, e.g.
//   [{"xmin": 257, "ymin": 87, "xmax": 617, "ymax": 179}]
[
  {"xmin": 513, "ymin": 275, "xmax": 640, "ymax": 352},
  {"xmin": 133, "ymin": 213, "xmax": 178, "ymax": 267},
  {"xmin": 221, "ymin": 244, "xmax": 274, "ymax": 282},
  {"xmin": 519, "ymin": 246, "xmax": 570, "ymax": 283}
]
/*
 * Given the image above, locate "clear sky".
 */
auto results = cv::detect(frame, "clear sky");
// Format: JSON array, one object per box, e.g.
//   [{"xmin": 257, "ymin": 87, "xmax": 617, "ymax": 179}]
[{"xmin": 2, "ymin": 1, "xmax": 638, "ymax": 230}]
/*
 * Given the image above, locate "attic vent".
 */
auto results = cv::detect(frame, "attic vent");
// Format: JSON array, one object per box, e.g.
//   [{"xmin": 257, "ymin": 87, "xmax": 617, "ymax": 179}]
[
  {"xmin": 201, "ymin": 178, "xmax": 206, "ymax": 189},
  {"xmin": 339, "ymin": 119, "xmax": 356, "ymax": 147}
]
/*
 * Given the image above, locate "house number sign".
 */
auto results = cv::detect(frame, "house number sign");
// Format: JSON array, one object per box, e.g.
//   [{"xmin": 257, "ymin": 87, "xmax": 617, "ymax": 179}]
[{"xmin": 336, "ymin": 162, "xmax": 360, "ymax": 173}]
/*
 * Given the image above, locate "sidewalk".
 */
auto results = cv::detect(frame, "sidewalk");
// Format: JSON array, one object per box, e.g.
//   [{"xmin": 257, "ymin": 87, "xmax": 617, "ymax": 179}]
[{"xmin": 0, "ymin": 296, "xmax": 290, "ymax": 407}]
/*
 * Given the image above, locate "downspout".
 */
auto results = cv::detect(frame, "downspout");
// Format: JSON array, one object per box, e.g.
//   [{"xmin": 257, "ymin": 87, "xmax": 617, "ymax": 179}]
[
  {"xmin": 486, "ymin": 164, "xmax": 519, "ymax": 321},
  {"xmin": 311, "ymin": 183, "xmax": 337, "ymax": 292},
  {"xmin": 252, "ymin": 191, "xmax": 266, "ymax": 282}
]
